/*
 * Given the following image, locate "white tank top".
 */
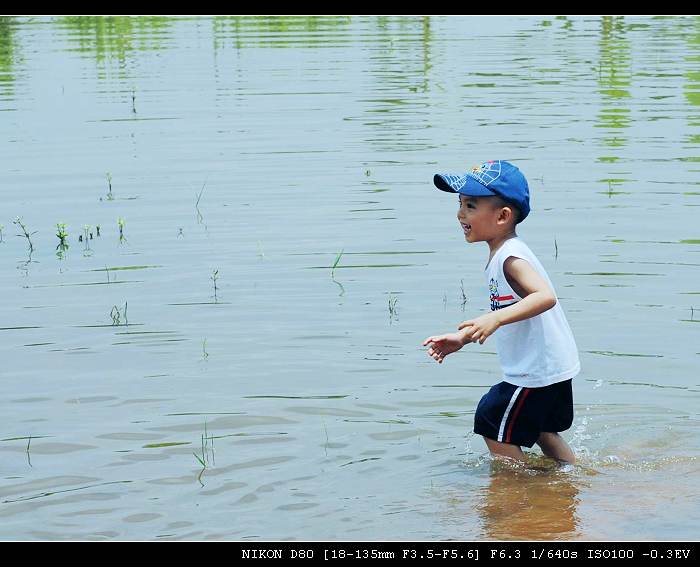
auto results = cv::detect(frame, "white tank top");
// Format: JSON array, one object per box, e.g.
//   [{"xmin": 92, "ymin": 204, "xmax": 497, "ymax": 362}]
[{"xmin": 485, "ymin": 237, "xmax": 580, "ymax": 387}]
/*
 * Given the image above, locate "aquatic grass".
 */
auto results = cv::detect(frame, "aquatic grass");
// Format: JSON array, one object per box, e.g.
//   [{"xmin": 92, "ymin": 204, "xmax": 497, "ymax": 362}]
[
  {"xmin": 117, "ymin": 217, "xmax": 126, "ymax": 243},
  {"xmin": 460, "ymin": 279, "xmax": 468, "ymax": 310},
  {"xmin": 195, "ymin": 180, "xmax": 206, "ymax": 224},
  {"xmin": 26, "ymin": 434, "xmax": 32, "ymax": 467},
  {"xmin": 13, "ymin": 217, "xmax": 35, "ymax": 252},
  {"xmin": 56, "ymin": 223, "xmax": 69, "ymax": 258},
  {"xmin": 78, "ymin": 225, "xmax": 93, "ymax": 256},
  {"xmin": 331, "ymin": 249, "xmax": 344, "ymax": 279},
  {"xmin": 323, "ymin": 419, "xmax": 329, "ymax": 458},
  {"xmin": 193, "ymin": 420, "xmax": 215, "ymax": 486},
  {"xmin": 211, "ymin": 269, "xmax": 219, "ymax": 301},
  {"xmin": 330, "ymin": 249, "xmax": 346, "ymax": 295},
  {"xmin": 56, "ymin": 222, "xmax": 68, "ymax": 246},
  {"xmin": 143, "ymin": 442, "xmax": 190, "ymax": 449},
  {"xmin": 388, "ymin": 293, "xmax": 398, "ymax": 323},
  {"xmin": 106, "ymin": 172, "xmax": 114, "ymax": 200},
  {"xmin": 110, "ymin": 302, "xmax": 128, "ymax": 326},
  {"xmin": 202, "ymin": 338, "xmax": 209, "ymax": 359},
  {"xmin": 554, "ymin": 238, "xmax": 559, "ymax": 260},
  {"xmin": 131, "ymin": 88, "xmax": 136, "ymax": 114},
  {"xmin": 0, "ymin": 224, "xmax": 4, "ymax": 243}
]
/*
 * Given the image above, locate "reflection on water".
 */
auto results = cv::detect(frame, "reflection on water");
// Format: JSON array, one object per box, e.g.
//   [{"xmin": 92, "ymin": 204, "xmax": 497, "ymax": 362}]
[
  {"xmin": 477, "ymin": 460, "xmax": 580, "ymax": 541},
  {"xmin": 58, "ymin": 16, "xmax": 174, "ymax": 63}
]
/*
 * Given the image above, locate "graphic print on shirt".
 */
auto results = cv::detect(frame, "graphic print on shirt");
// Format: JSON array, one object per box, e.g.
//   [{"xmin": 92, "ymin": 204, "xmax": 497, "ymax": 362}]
[{"xmin": 489, "ymin": 277, "xmax": 518, "ymax": 311}]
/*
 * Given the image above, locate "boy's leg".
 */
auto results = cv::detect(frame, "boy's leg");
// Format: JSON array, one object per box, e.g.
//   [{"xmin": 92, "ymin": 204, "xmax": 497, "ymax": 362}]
[
  {"xmin": 536, "ymin": 432, "xmax": 576, "ymax": 464},
  {"xmin": 483, "ymin": 436, "xmax": 527, "ymax": 462}
]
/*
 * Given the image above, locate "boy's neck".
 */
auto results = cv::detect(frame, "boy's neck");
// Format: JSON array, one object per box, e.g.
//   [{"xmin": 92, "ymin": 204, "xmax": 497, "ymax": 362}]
[{"xmin": 487, "ymin": 230, "xmax": 518, "ymax": 260}]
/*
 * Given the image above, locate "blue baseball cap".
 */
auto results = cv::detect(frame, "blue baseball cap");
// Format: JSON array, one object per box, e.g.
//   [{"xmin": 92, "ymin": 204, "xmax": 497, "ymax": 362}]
[{"xmin": 433, "ymin": 160, "xmax": 530, "ymax": 222}]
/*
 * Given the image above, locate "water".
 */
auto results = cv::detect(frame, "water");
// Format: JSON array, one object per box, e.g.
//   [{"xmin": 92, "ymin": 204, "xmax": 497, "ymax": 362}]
[{"xmin": 1, "ymin": 16, "xmax": 699, "ymax": 540}]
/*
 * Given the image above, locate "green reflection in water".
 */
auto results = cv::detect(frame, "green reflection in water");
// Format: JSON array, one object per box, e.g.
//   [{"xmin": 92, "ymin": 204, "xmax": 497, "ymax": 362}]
[
  {"xmin": 685, "ymin": 17, "xmax": 700, "ymax": 125},
  {"xmin": 211, "ymin": 15, "xmax": 352, "ymax": 50},
  {"xmin": 597, "ymin": 17, "xmax": 631, "ymax": 150},
  {"xmin": 57, "ymin": 16, "xmax": 173, "ymax": 64},
  {"xmin": 0, "ymin": 16, "xmax": 17, "ymax": 97}
]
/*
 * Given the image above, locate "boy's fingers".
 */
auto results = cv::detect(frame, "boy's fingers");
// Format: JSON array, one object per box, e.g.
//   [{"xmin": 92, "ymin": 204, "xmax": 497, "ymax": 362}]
[{"xmin": 458, "ymin": 321, "xmax": 474, "ymax": 330}]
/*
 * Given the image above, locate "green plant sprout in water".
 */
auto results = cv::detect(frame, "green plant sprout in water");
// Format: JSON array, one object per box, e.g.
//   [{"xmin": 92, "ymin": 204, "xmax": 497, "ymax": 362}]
[
  {"xmin": 195, "ymin": 181, "xmax": 206, "ymax": 224},
  {"xmin": 106, "ymin": 172, "xmax": 114, "ymax": 200},
  {"xmin": 460, "ymin": 279, "xmax": 468, "ymax": 311},
  {"xmin": 211, "ymin": 269, "xmax": 219, "ymax": 301},
  {"xmin": 56, "ymin": 222, "xmax": 68, "ymax": 247},
  {"xmin": 0, "ymin": 224, "xmax": 4, "ymax": 243},
  {"xmin": 13, "ymin": 217, "xmax": 36, "ymax": 252},
  {"xmin": 331, "ymin": 249, "xmax": 345, "ymax": 296},
  {"xmin": 331, "ymin": 249, "xmax": 344, "ymax": 279},
  {"xmin": 56, "ymin": 223, "xmax": 69, "ymax": 259},
  {"xmin": 388, "ymin": 293, "xmax": 398, "ymax": 323},
  {"xmin": 79, "ymin": 225, "xmax": 93, "ymax": 255},
  {"xmin": 117, "ymin": 217, "xmax": 126, "ymax": 243},
  {"xmin": 110, "ymin": 301, "xmax": 128, "ymax": 326},
  {"xmin": 193, "ymin": 420, "xmax": 215, "ymax": 486},
  {"xmin": 202, "ymin": 338, "xmax": 209, "ymax": 359}
]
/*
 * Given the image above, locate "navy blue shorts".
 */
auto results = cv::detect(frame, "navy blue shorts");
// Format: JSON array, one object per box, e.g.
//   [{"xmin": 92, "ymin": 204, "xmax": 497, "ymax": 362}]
[{"xmin": 473, "ymin": 379, "xmax": 573, "ymax": 448}]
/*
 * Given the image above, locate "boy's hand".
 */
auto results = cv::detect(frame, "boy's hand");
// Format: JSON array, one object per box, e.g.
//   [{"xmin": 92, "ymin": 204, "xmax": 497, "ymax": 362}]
[
  {"xmin": 458, "ymin": 312, "xmax": 501, "ymax": 344},
  {"xmin": 422, "ymin": 330, "xmax": 471, "ymax": 364}
]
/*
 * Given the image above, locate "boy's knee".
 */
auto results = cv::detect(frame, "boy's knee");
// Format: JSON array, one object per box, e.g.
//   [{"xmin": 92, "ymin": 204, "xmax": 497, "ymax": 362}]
[
  {"xmin": 483, "ymin": 436, "xmax": 527, "ymax": 462},
  {"xmin": 536, "ymin": 432, "xmax": 576, "ymax": 464}
]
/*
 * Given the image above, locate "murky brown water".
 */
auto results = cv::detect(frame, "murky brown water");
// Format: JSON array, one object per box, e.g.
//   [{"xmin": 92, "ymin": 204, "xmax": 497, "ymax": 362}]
[{"xmin": 1, "ymin": 16, "xmax": 699, "ymax": 540}]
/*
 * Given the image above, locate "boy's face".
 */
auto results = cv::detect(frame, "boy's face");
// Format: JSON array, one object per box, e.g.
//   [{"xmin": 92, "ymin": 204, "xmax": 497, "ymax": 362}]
[{"xmin": 457, "ymin": 195, "xmax": 505, "ymax": 243}]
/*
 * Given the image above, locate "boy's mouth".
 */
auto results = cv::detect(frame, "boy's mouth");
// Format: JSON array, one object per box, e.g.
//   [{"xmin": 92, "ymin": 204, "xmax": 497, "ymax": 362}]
[{"xmin": 461, "ymin": 223, "xmax": 471, "ymax": 235}]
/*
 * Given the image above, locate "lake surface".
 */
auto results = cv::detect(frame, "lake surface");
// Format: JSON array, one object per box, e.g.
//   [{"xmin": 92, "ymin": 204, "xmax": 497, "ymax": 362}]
[{"xmin": 1, "ymin": 15, "xmax": 699, "ymax": 541}]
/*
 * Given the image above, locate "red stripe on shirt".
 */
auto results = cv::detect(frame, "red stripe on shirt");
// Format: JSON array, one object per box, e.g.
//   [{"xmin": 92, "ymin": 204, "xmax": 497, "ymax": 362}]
[
  {"xmin": 505, "ymin": 388, "xmax": 530, "ymax": 444},
  {"xmin": 495, "ymin": 295, "xmax": 514, "ymax": 301}
]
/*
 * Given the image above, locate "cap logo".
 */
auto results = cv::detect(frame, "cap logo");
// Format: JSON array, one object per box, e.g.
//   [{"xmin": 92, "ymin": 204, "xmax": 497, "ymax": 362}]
[
  {"xmin": 467, "ymin": 160, "xmax": 501, "ymax": 187},
  {"xmin": 439, "ymin": 173, "xmax": 469, "ymax": 192}
]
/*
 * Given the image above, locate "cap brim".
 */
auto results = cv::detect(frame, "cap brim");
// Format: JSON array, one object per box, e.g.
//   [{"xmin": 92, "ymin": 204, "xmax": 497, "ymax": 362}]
[{"xmin": 433, "ymin": 173, "xmax": 496, "ymax": 197}]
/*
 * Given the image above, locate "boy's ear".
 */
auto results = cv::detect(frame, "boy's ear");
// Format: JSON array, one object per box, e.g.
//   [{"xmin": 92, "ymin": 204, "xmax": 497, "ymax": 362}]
[{"xmin": 497, "ymin": 206, "xmax": 514, "ymax": 224}]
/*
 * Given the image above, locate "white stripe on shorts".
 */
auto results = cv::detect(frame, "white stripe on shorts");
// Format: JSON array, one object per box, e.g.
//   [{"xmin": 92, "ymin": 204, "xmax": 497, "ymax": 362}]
[{"xmin": 497, "ymin": 386, "xmax": 523, "ymax": 442}]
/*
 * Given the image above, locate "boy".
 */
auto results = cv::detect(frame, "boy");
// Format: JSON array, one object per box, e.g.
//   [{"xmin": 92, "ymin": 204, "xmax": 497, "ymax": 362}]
[{"xmin": 422, "ymin": 160, "xmax": 580, "ymax": 464}]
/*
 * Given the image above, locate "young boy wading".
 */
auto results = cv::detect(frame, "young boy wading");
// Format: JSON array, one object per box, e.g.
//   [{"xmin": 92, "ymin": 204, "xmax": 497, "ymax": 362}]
[{"xmin": 422, "ymin": 160, "xmax": 580, "ymax": 464}]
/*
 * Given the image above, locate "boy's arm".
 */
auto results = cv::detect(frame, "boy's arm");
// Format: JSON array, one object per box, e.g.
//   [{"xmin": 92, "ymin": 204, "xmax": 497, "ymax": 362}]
[{"xmin": 458, "ymin": 256, "xmax": 557, "ymax": 344}]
